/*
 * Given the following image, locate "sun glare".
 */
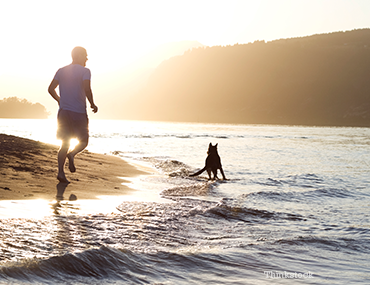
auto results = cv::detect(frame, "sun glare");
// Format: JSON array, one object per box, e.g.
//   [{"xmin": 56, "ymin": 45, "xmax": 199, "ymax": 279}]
[
  {"xmin": 55, "ymin": 138, "xmax": 79, "ymax": 151},
  {"xmin": 69, "ymin": 139, "xmax": 79, "ymax": 151},
  {"xmin": 0, "ymin": 199, "xmax": 52, "ymax": 219}
]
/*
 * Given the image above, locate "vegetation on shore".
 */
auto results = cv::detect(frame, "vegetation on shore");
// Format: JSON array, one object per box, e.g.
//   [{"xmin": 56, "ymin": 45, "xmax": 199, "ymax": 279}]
[
  {"xmin": 122, "ymin": 29, "xmax": 370, "ymax": 127},
  {"xmin": 0, "ymin": 97, "xmax": 50, "ymax": 119}
]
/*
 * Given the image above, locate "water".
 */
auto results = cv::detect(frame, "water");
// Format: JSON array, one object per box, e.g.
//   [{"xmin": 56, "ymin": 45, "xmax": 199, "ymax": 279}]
[{"xmin": 0, "ymin": 118, "xmax": 369, "ymax": 284}]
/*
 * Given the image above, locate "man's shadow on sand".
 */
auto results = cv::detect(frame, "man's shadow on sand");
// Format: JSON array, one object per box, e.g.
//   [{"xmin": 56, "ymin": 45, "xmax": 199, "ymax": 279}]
[
  {"xmin": 53, "ymin": 182, "xmax": 78, "ymax": 215},
  {"xmin": 56, "ymin": 182, "xmax": 77, "ymax": 202}
]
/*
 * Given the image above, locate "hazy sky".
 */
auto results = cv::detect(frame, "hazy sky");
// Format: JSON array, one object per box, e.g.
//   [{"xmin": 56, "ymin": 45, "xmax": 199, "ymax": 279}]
[{"xmin": 1, "ymin": 0, "xmax": 370, "ymax": 112}]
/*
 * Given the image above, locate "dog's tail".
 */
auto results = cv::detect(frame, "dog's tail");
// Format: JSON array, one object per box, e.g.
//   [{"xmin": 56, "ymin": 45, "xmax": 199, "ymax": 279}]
[{"xmin": 189, "ymin": 167, "xmax": 206, "ymax": 177}]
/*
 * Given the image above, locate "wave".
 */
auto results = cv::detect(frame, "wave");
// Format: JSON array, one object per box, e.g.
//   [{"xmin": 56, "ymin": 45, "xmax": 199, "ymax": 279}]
[
  {"xmin": 161, "ymin": 182, "xmax": 213, "ymax": 197},
  {"xmin": 138, "ymin": 157, "xmax": 193, "ymax": 177},
  {"xmin": 245, "ymin": 190, "xmax": 301, "ymax": 203},
  {"xmin": 202, "ymin": 199, "xmax": 305, "ymax": 223},
  {"xmin": 254, "ymin": 173, "xmax": 324, "ymax": 188},
  {"xmin": 273, "ymin": 236, "xmax": 370, "ymax": 254},
  {"xmin": 302, "ymin": 187, "xmax": 354, "ymax": 199},
  {"xmin": 252, "ymin": 174, "xmax": 360, "ymax": 200},
  {"xmin": 91, "ymin": 133, "xmax": 235, "ymax": 140},
  {"xmin": 0, "ymin": 246, "xmax": 265, "ymax": 285},
  {"xmin": 154, "ymin": 159, "xmax": 191, "ymax": 175},
  {"xmin": 0, "ymin": 247, "xmax": 137, "ymax": 283},
  {"xmin": 124, "ymin": 195, "xmax": 306, "ymax": 224},
  {"xmin": 249, "ymin": 185, "xmax": 353, "ymax": 197},
  {"xmin": 245, "ymin": 187, "xmax": 355, "ymax": 206},
  {"xmin": 248, "ymin": 172, "xmax": 355, "ymax": 202}
]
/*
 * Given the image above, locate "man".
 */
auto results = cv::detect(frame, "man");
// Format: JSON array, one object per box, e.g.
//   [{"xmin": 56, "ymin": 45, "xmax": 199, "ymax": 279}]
[{"xmin": 48, "ymin": 46, "xmax": 98, "ymax": 183}]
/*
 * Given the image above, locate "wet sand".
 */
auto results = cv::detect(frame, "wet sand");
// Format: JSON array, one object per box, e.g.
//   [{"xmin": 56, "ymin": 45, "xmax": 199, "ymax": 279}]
[{"xmin": 0, "ymin": 134, "xmax": 149, "ymax": 201}]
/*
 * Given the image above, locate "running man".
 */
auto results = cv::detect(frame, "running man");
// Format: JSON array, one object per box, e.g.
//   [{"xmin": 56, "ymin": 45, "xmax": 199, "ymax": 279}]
[{"xmin": 48, "ymin": 46, "xmax": 98, "ymax": 183}]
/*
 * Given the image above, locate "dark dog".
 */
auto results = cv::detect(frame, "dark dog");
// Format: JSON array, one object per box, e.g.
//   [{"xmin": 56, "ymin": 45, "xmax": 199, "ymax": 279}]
[{"xmin": 190, "ymin": 143, "xmax": 226, "ymax": 180}]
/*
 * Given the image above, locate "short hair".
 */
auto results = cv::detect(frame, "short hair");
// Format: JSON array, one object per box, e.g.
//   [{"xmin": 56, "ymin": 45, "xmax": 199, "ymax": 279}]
[{"xmin": 71, "ymin": 46, "xmax": 87, "ymax": 60}]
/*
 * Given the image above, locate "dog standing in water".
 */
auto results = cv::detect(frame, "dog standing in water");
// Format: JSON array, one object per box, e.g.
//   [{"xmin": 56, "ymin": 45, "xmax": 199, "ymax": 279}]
[{"xmin": 190, "ymin": 143, "xmax": 227, "ymax": 180}]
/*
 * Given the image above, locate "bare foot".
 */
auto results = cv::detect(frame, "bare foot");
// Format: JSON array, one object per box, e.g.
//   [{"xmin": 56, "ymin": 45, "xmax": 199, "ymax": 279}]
[
  {"xmin": 57, "ymin": 175, "xmax": 70, "ymax": 184},
  {"xmin": 67, "ymin": 153, "xmax": 76, "ymax": 173}
]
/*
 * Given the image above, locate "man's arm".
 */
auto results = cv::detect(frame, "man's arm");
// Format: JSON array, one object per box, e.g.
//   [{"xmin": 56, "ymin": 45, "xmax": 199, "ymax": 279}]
[
  {"xmin": 84, "ymin": 80, "xmax": 98, "ymax": 113},
  {"xmin": 48, "ymin": 79, "xmax": 60, "ymax": 104}
]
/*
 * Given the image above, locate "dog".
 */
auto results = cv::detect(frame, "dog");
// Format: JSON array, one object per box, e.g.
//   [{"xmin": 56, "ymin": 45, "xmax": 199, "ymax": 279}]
[{"xmin": 190, "ymin": 143, "xmax": 227, "ymax": 180}]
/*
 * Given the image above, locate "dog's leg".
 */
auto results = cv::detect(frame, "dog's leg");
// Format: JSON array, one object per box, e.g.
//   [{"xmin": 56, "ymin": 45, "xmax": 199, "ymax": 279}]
[
  {"xmin": 212, "ymin": 169, "xmax": 219, "ymax": 180},
  {"xmin": 219, "ymin": 167, "xmax": 227, "ymax": 180},
  {"xmin": 207, "ymin": 169, "xmax": 212, "ymax": 180}
]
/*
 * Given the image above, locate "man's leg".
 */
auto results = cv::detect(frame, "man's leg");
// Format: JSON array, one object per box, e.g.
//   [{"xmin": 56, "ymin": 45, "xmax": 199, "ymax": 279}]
[
  {"xmin": 57, "ymin": 140, "xmax": 70, "ymax": 183},
  {"xmin": 67, "ymin": 139, "xmax": 88, "ymax": 173},
  {"xmin": 67, "ymin": 114, "xmax": 89, "ymax": 173}
]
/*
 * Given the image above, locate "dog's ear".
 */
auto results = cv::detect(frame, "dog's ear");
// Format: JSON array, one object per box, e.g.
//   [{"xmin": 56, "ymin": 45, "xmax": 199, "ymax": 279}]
[
  {"xmin": 215, "ymin": 143, "xmax": 218, "ymax": 147},
  {"xmin": 209, "ymin": 142, "xmax": 212, "ymax": 147}
]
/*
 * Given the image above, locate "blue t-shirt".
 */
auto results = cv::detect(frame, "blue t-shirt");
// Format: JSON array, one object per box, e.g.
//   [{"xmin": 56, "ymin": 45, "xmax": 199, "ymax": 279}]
[{"xmin": 54, "ymin": 64, "xmax": 91, "ymax": 114}]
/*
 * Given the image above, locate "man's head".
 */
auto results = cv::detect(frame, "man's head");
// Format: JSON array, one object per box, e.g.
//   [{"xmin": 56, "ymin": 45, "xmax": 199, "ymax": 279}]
[{"xmin": 71, "ymin": 46, "xmax": 88, "ymax": 66}]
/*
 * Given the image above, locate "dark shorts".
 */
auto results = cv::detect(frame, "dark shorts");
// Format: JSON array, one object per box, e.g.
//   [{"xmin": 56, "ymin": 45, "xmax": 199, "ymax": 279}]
[{"xmin": 57, "ymin": 109, "xmax": 89, "ymax": 142}]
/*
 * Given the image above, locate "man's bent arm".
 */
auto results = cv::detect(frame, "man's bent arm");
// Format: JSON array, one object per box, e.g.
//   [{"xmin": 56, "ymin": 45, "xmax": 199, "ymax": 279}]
[
  {"xmin": 48, "ymin": 79, "xmax": 60, "ymax": 104},
  {"xmin": 84, "ymin": 80, "xmax": 98, "ymax": 113}
]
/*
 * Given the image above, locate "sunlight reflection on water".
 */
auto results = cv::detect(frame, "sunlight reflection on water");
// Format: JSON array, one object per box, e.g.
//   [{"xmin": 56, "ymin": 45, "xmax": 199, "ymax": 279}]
[
  {"xmin": 0, "ymin": 193, "xmax": 171, "ymax": 219},
  {"xmin": 0, "ymin": 174, "xmax": 171, "ymax": 219}
]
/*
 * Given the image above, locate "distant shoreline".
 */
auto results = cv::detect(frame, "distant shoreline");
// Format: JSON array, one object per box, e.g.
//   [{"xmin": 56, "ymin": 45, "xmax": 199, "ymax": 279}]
[{"xmin": 1, "ymin": 117, "xmax": 369, "ymax": 129}]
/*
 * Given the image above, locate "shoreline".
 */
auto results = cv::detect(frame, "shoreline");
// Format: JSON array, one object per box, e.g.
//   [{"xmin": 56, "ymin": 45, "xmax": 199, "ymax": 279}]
[{"xmin": 0, "ymin": 133, "xmax": 150, "ymax": 201}]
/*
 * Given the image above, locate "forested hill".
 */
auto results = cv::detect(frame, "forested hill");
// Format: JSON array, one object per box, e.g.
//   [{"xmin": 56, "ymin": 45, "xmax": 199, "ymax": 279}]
[
  {"xmin": 0, "ymin": 97, "xmax": 50, "ymax": 119},
  {"xmin": 124, "ymin": 29, "xmax": 370, "ymax": 127}
]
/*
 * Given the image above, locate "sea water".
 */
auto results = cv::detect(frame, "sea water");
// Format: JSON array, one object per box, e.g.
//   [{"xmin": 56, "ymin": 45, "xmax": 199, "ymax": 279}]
[{"xmin": 0, "ymin": 118, "xmax": 369, "ymax": 284}]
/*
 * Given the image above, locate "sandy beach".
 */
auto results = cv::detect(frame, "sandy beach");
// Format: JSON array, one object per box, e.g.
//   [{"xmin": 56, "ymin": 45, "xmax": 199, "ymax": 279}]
[{"xmin": 0, "ymin": 134, "xmax": 148, "ymax": 201}]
